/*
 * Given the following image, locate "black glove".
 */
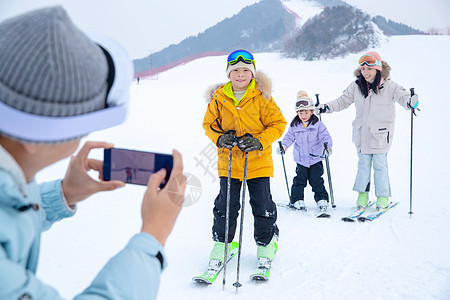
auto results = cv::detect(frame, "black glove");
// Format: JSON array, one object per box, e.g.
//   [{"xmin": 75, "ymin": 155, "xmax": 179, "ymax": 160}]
[
  {"xmin": 217, "ymin": 133, "xmax": 238, "ymax": 149},
  {"xmin": 238, "ymin": 135, "xmax": 263, "ymax": 152},
  {"xmin": 317, "ymin": 104, "xmax": 330, "ymax": 114}
]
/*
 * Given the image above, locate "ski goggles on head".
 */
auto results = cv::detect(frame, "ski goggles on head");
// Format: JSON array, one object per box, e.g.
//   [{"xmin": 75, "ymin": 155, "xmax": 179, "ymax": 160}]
[
  {"xmin": 227, "ymin": 50, "xmax": 255, "ymax": 66},
  {"xmin": 358, "ymin": 54, "xmax": 382, "ymax": 68},
  {"xmin": 295, "ymin": 99, "xmax": 315, "ymax": 110}
]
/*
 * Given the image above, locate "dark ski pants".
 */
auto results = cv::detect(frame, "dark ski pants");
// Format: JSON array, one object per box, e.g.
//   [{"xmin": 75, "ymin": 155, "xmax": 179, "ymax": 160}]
[
  {"xmin": 290, "ymin": 162, "xmax": 329, "ymax": 204},
  {"xmin": 212, "ymin": 177, "xmax": 279, "ymax": 247}
]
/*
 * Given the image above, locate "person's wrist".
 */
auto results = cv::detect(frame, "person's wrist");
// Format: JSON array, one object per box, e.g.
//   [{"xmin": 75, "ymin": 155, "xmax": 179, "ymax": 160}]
[
  {"xmin": 61, "ymin": 180, "xmax": 76, "ymax": 206},
  {"xmin": 141, "ymin": 224, "xmax": 167, "ymax": 247}
]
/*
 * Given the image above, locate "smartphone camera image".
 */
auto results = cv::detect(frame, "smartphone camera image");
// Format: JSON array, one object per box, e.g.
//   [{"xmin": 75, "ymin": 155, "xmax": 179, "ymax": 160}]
[{"xmin": 103, "ymin": 148, "xmax": 173, "ymax": 188}]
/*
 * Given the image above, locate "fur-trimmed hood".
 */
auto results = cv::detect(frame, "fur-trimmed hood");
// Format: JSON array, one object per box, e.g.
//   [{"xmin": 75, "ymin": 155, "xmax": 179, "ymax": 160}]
[
  {"xmin": 205, "ymin": 71, "xmax": 272, "ymax": 103},
  {"xmin": 354, "ymin": 61, "xmax": 391, "ymax": 79}
]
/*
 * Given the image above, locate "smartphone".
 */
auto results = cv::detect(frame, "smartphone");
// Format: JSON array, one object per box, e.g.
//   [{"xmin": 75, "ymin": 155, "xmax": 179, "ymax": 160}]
[{"xmin": 103, "ymin": 148, "xmax": 173, "ymax": 188}]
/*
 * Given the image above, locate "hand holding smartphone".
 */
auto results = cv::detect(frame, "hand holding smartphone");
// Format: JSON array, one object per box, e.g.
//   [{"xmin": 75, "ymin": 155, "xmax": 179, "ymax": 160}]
[
  {"xmin": 103, "ymin": 148, "xmax": 173, "ymax": 188},
  {"xmin": 141, "ymin": 149, "xmax": 186, "ymax": 246}
]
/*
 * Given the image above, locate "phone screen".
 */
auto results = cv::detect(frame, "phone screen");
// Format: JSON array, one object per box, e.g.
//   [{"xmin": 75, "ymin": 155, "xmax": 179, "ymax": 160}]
[{"xmin": 103, "ymin": 148, "xmax": 173, "ymax": 187}]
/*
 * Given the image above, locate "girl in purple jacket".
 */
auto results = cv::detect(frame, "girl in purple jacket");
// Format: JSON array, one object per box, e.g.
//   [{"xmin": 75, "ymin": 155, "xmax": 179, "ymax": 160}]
[{"xmin": 279, "ymin": 91, "xmax": 333, "ymax": 212}]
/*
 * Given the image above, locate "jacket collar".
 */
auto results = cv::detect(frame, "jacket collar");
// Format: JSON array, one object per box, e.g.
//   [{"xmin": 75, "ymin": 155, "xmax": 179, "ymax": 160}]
[
  {"xmin": 205, "ymin": 71, "xmax": 272, "ymax": 103},
  {"xmin": 223, "ymin": 79, "xmax": 256, "ymax": 106},
  {"xmin": 292, "ymin": 120, "xmax": 320, "ymax": 131}
]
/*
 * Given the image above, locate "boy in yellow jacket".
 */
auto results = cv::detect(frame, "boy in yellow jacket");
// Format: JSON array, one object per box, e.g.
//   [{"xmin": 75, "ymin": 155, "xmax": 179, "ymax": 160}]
[{"xmin": 202, "ymin": 50, "xmax": 286, "ymax": 271}]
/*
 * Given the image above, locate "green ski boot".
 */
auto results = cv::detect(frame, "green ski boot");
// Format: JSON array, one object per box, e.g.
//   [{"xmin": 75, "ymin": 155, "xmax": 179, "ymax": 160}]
[
  {"xmin": 376, "ymin": 197, "xmax": 389, "ymax": 210},
  {"xmin": 192, "ymin": 241, "xmax": 239, "ymax": 284},
  {"xmin": 256, "ymin": 235, "xmax": 278, "ymax": 260},
  {"xmin": 251, "ymin": 235, "xmax": 278, "ymax": 281},
  {"xmin": 356, "ymin": 192, "xmax": 369, "ymax": 210}
]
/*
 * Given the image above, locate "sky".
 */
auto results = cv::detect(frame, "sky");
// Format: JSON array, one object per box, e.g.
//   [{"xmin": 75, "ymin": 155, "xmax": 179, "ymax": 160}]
[
  {"xmin": 0, "ymin": 0, "xmax": 259, "ymax": 59},
  {"xmin": 344, "ymin": 0, "xmax": 450, "ymax": 32},
  {"xmin": 0, "ymin": 0, "xmax": 449, "ymax": 59}
]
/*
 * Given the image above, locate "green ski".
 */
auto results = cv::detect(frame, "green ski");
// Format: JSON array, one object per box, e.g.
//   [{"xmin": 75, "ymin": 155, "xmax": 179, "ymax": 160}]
[{"xmin": 357, "ymin": 202, "xmax": 399, "ymax": 222}]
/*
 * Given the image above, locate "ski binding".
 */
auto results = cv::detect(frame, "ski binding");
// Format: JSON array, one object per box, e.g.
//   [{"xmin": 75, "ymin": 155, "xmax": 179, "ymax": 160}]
[
  {"xmin": 192, "ymin": 241, "xmax": 239, "ymax": 284},
  {"xmin": 250, "ymin": 257, "xmax": 271, "ymax": 281}
]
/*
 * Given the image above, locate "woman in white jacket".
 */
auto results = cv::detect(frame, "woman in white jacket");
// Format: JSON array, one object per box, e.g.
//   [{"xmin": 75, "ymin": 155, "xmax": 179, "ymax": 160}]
[{"xmin": 318, "ymin": 51, "xmax": 419, "ymax": 210}]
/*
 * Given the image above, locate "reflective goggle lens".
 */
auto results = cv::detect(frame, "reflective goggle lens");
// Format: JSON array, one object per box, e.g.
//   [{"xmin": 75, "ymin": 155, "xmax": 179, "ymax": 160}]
[
  {"xmin": 295, "ymin": 100, "xmax": 314, "ymax": 109},
  {"xmin": 358, "ymin": 55, "xmax": 382, "ymax": 67},
  {"xmin": 227, "ymin": 50, "xmax": 254, "ymax": 65}
]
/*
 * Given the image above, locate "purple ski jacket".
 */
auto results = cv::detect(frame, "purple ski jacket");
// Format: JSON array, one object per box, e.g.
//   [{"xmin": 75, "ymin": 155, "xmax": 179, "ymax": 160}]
[{"xmin": 281, "ymin": 120, "xmax": 332, "ymax": 168}]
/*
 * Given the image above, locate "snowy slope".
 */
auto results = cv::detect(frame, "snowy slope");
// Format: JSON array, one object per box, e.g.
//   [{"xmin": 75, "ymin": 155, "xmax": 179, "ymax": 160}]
[
  {"xmin": 282, "ymin": 0, "xmax": 323, "ymax": 28},
  {"xmin": 36, "ymin": 34, "xmax": 450, "ymax": 299}
]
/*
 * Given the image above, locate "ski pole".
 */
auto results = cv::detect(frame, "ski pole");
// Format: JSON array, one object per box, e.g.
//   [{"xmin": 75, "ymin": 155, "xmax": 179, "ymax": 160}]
[
  {"xmin": 233, "ymin": 151, "xmax": 248, "ymax": 293},
  {"xmin": 409, "ymin": 88, "xmax": 416, "ymax": 217},
  {"xmin": 323, "ymin": 142, "xmax": 336, "ymax": 208},
  {"xmin": 278, "ymin": 141, "xmax": 291, "ymax": 200},
  {"xmin": 222, "ymin": 130, "xmax": 236, "ymax": 290},
  {"xmin": 315, "ymin": 93, "xmax": 321, "ymax": 121}
]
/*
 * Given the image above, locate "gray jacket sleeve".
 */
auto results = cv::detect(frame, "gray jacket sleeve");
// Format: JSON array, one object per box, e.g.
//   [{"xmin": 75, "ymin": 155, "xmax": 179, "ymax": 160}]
[{"xmin": 389, "ymin": 80, "xmax": 411, "ymax": 110}]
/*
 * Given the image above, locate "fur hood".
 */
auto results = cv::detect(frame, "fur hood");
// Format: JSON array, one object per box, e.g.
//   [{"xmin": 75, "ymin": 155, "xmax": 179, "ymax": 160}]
[
  {"xmin": 205, "ymin": 71, "xmax": 272, "ymax": 103},
  {"xmin": 354, "ymin": 61, "xmax": 391, "ymax": 79}
]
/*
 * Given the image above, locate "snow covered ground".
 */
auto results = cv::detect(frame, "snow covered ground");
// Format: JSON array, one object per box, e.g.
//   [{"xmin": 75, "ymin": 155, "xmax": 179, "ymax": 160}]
[
  {"xmin": 36, "ymin": 34, "xmax": 450, "ymax": 299},
  {"xmin": 283, "ymin": 0, "xmax": 323, "ymax": 28}
]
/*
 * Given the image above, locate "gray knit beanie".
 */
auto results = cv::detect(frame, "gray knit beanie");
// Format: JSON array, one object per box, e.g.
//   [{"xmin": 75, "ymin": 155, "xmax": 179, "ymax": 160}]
[{"xmin": 0, "ymin": 6, "xmax": 108, "ymax": 118}]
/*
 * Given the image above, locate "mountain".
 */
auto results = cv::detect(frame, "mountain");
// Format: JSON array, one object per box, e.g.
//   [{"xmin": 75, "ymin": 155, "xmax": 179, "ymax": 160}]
[
  {"xmin": 372, "ymin": 15, "xmax": 424, "ymax": 36},
  {"xmin": 134, "ymin": 0, "xmax": 424, "ymax": 76},
  {"xmin": 313, "ymin": 0, "xmax": 349, "ymax": 7},
  {"xmin": 284, "ymin": 5, "xmax": 384, "ymax": 60},
  {"xmin": 133, "ymin": 0, "xmax": 296, "ymax": 76}
]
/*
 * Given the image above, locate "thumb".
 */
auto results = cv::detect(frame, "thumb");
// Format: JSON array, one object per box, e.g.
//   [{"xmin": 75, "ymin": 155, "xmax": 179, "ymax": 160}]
[{"xmin": 147, "ymin": 168, "xmax": 167, "ymax": 191}]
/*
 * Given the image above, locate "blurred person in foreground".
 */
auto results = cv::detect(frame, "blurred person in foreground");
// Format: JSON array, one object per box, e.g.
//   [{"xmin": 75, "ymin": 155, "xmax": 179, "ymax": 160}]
[{"xmin": 0, "ymin": 6, "xmax": 186, "ymax": 299}]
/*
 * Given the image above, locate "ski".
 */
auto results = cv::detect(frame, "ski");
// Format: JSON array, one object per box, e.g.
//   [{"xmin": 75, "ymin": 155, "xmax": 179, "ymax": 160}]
[
  {"xmin": 276, "ymin": 202, "xmax": 307, "ymax": 212},
  {"xmin": 277, "ymin": 202, "xmax": 330, "ymax": 218},
  {"xmin": 316, "ymin": 211, "xmax": 331, "ymax": 218},
  {"xmin": 250, "ymin": 257, "xmax": 271, "ymax": 281},
  {"xmin": 357, "ymin": 202, "xmax": 399, "ymax": 222},
  {"xmin": 341, "ymin": 201, "xmax": 375, "ymax": 222},
  {"xmin": 192, "ymin": 241, "xmax": 239, "ymax": 284}
]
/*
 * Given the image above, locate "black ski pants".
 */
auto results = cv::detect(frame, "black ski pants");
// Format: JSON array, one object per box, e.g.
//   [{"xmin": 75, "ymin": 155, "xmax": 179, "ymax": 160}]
[
  {"xmin": 290, "ymin": 161, "xmax": 329, "ymax": 204},
  {"xmin": 212, "ymin": 177, "xmax": 279, "ymax": 247}
]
